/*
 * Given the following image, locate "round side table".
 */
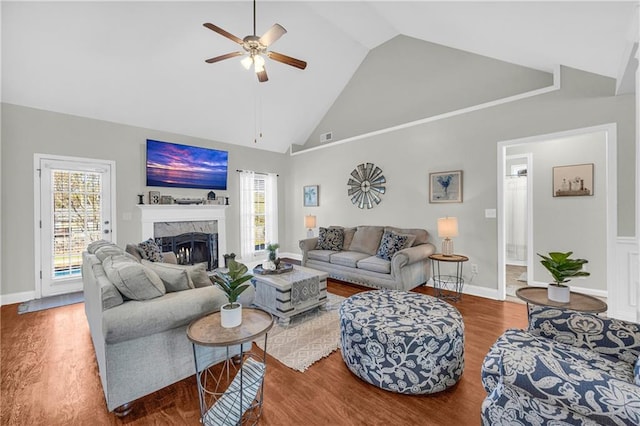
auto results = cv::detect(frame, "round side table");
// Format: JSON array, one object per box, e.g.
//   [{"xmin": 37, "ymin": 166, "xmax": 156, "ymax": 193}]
[
  {"xmin": 429, "ymin": 253, "xmax": 469, "ymax": 301},
  {"xmin": 516, "ymin": 287, "xmax": 607, "ymax": 313},
  {"xmin": 187, "ymin": 308, "xmax": 273, "ymax": 426}
]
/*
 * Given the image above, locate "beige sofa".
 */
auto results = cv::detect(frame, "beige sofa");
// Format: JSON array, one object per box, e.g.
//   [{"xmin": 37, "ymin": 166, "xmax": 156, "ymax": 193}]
[
  {"xmin": 82, "ymin": 240, "xmax": 255, "ymax": 414},
  {"xmin": 299, "ymin": 225, "xmax": 435, "ymax": 291}
]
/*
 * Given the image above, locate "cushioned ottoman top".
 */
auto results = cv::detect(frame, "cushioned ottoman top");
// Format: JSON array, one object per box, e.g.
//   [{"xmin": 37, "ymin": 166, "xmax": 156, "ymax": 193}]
[{"xmin": 340, "ymin": 290, "xmax": 463, "ymax": 337}]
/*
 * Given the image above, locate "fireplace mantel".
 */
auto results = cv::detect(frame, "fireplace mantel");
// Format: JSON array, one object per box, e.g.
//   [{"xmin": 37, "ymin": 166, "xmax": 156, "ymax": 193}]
[{"xmin": 136, "ymin": 205, "xmax": 227, "ymax": 267}]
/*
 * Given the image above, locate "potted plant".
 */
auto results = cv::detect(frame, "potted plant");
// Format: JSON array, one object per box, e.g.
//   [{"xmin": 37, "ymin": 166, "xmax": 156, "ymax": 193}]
[
  {"xmin": 211, "ymin": 259, "xmax": 253, "ymax": 328},
  {"xmin": 266, "ymin": 242, "xmax": 280, "ymax": 262},
  {"xmin": 537, "ymin": 251, "xmax": 590, "ymax": 303}
]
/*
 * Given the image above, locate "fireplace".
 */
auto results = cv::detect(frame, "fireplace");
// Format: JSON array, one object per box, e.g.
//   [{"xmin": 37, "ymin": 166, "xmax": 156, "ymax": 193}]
[{"xmin": 137, "ymin": 205, "xmax": 227, "ymax": 270}]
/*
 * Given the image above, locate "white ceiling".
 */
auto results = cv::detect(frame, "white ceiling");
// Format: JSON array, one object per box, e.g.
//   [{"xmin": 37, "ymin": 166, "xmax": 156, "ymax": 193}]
[{"xmin": 2, "ymin": 1, "xmax": 638, "ymax": 153}]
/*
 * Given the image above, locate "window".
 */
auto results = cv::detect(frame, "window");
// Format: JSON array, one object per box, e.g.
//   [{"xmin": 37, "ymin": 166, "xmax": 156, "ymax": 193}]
[{"xmin": 239, "ymin": 171, "xmax": 278, "ymax": 260}]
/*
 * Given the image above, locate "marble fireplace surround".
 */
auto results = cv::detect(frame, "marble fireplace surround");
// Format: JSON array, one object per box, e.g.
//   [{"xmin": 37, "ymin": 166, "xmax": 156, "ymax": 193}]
[{"xmin": 137, "ymin": 205, "xmax": 227, "ymax": 269}]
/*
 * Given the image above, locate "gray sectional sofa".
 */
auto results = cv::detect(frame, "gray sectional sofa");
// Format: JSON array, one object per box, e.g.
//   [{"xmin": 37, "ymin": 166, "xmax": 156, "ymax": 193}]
[
  {"xmin": 299, "ymin": 225, "xmax": 435, "ymax": 291},
  {"xmin": 82, "ymin": 240, "xmax": 255, "ymax": 414}
]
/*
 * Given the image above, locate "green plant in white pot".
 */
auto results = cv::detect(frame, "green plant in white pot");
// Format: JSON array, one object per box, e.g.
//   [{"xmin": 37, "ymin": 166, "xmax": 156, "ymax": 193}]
[
  {"xmin": 537, "ymin": 251, "xmax": 590, "ymax": 303},
  {"xmin": 211, "ymin": 259, "xmax": 253, "ymax": 328}
]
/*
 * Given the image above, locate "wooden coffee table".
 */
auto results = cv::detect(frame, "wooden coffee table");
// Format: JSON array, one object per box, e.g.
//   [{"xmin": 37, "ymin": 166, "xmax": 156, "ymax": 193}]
[
  {"xmin": 516, "ymin": 286, "xmax": 607, "ymax": 313},
  {"xmin": 252, "ymin": 265, "xmax": 328, "ymax": 325}
]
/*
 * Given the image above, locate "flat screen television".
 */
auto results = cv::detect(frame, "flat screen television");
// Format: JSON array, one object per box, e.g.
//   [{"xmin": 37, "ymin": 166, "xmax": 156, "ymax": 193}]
[{"xmin": 146, "ymin": 139, "xmax": 229, "ymax": 190}]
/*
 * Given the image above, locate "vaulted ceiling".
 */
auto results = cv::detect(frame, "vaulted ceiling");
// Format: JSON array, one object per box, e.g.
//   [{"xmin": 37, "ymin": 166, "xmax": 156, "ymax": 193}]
[{"xmin": 2, "ymin": 1, "xmax": 638, "ymax": 153}]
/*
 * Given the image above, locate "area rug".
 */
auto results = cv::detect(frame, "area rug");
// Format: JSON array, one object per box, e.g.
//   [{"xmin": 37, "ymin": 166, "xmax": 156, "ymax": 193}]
[
  {"xmin": 17, "ymin": 291, "xmax": 84, "ymax": 314},
  {"xmin": 255, "ymin": 293, "xmax": 345, "ymax": 372}
]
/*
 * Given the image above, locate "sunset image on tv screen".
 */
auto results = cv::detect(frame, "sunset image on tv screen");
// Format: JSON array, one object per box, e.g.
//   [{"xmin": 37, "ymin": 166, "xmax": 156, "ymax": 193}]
[{"xmin": 146, "ymin": 139, "xmax": 228, "ymax": 190}]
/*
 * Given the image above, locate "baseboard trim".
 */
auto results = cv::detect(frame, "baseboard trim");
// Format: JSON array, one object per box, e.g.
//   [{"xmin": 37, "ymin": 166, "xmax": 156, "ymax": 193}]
[{"xmin": 1, "ymin": 290, "xmax": 36, "ymax": 306}]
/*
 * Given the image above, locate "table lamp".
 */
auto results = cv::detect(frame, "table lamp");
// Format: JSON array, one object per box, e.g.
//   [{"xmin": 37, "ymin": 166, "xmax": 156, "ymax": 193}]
[
  {"xmin": 305, "ymin": 215, "xmax": 317, "ymax": 238},
  {"xmin": 437, "ymin": 217, "xmax": 458, "ymax": 256}
]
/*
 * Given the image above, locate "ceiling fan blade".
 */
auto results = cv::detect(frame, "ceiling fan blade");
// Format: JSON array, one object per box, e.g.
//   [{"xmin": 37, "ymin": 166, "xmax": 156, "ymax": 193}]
[
  {"xmin": 205, "ymin": 51, "xmax": 244, "ymax": 64},
  {"xmin": 203, "ymin": 23, "xmax": 243, "ymax": 45},
  {"xmin": 267, "ymin": 51, "xmax": 307, "ymax": 70},
  {"xmin": 257, "ymin": 69, "xmax": 269, "ymax": 83},
  {"xmin": 259, "ymin": 24, "xmax": 287, "ymax": 47}
]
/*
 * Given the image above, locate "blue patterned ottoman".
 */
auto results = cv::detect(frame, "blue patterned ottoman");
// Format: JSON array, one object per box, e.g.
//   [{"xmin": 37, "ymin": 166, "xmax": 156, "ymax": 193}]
[{"xmin": 339, "ymin": 290, "xmax": 464, "ymax": 394}]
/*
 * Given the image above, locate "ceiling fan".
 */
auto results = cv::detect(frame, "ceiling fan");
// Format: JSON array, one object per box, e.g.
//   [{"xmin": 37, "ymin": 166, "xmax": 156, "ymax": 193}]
[{"xmin": 203, "ymin": 0, "xmax": 307, "ymax": 82}]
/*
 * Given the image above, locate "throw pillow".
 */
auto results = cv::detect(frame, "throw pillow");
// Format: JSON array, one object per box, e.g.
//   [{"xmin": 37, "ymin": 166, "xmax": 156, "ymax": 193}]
[
  {"xmin": 137, "ymin": 239, "xmax": 164, "ymax": 262},
  {"xmin": 184, "ymin": 262, "xmax": 212, "ymax": 288},
  {"xmin": 376, "ymin": 231, "xmax": 410, "ymax": 261},
  {"xmin": 317, "ymin": 227, "xmax": 344, "ymax": 251},
  {"xmin": 349, "ymin": 226, "xmax": 384, "ymax": 255},
  {"xmin": 103, "ymin": 255, "xmax": 166, "ymax": 300},
  {"xmin": 635, "ymin": 355, "xmax": 640, "ymax": 386},
  {"xmin": 142, "ymin": 260, "xmax": 194, "ymax": 292}
]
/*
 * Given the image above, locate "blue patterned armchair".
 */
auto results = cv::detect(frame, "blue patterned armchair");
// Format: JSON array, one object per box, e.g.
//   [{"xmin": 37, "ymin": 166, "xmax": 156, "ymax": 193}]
[{"xmin": 481, "ymin": 305, "xmax": 640, "ymax": 425}]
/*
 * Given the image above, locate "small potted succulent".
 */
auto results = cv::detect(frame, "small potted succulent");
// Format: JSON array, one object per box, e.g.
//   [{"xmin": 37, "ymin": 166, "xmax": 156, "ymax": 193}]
[
  {"xmin": 262, "ymin": 242, "xmax": 280, "ymax": 271},
  {"xmin": 211, "ymin": 259, "xmax": 252, "ymax": 328},
  {"xmin": 538, "ymin": 251, "xmax": 590, "ymax": 303}
]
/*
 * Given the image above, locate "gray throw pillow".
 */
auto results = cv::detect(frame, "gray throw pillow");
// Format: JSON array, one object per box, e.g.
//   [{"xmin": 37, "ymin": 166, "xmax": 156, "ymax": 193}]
[
  {"xmin": 376, "ymin": 231, "xmax": 410, "ymax": 261},
  {"xmin": 317, "ymin": 227, "xmax": 344, "ymax": 251},
  {"xmin": 137, "ymin": 239, "xmax": 164, "ymax": 262},
  {"xmin": 141, "ymin": 260, "xmax": 194, "ymax": 292},
  {"xmin": 184, "ymin": 263, "xmax": 212, "ymax": 288},
  {"xmin": 142, "ymin": 259, "xmax": 195, "ymax": 293},
  {"xmin": 103, "ymin": 255, "xmax": 166, "ymax": 300},
  {"xmin": 349, "ymin": 226, "xmax": 384, "ymax": 255}
]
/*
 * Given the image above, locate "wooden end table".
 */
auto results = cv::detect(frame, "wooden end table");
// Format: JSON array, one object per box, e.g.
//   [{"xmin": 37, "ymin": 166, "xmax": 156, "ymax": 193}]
[
  {"xmin": 187, "ymin": 308, "xmax": 273, "ymax": 425},
  {"xmin": 515, "ymin": 286, "xmax": 608, "ymax": 317},
  {"xmin": 429, "ymin": 253, "xmax": 469, "ymax": 302}
]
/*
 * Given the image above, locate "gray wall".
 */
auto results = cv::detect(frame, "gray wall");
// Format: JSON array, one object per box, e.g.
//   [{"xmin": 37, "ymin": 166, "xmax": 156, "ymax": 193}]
[
  {"xmin": 507, "ymin": 132, "xmax": 608, "ymax": 291},
  {"xmin": 288, "ymin": 63, "xmax": 635, "ymax": 292},
  {"xmin": 1, "ymin": 103, "xmax": 290, "ymax": 296},
  {"xmin": 299, "ymin": 35, "xmax": 554, "ymax": 151}
]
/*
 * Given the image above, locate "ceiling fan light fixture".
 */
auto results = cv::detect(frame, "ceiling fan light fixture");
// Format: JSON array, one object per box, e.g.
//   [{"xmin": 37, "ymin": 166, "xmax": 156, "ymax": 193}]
[
  {"xmin": 253, "ymin": 55, "xmax": 265, "ymax": 72},
  {"xmin": 241, "ymin": 55, "xmax": 253, "ymax": 70}
]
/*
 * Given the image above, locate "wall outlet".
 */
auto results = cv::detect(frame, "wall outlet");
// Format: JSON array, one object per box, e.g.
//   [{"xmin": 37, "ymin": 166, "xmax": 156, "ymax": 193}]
[
  {"xmin": 320, "ymin": 131, "xmax": 333, "ymax": 143},
  {"xmin": 471, "ymin": 264, "xmax": 479, "ymax": 273}
]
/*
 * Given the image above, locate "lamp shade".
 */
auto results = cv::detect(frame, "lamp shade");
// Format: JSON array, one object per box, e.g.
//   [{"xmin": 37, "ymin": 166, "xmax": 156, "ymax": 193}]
[
  {"xmin": 304, "ymin": 215, "xmax": 317, "ymax": 229},
  {"xmin": 437, "ymin": 217, "xmax": 459, "ymax": 238}
]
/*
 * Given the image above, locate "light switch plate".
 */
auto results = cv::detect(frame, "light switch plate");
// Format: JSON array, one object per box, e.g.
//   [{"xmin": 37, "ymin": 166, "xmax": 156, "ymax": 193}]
[{"xmin": 485, "ymin": 209, "xmax": 497, "ymax": 218}]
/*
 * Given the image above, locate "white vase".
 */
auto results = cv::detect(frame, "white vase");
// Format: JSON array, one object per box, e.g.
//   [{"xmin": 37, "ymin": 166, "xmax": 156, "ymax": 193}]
[
  {"xmin": 547, "ymin": 285, "xmax": 570, "ymax": 303},
  {"xmin": 220, "ymin": 302, "xmax": 242, "ymax": 328}
]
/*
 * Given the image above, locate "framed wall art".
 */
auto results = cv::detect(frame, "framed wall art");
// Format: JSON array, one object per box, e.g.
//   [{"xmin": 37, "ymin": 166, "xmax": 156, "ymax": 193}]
[
  {"xmin": 429, "ymin": 170, "xmax": 463, "ymax": 203},
  {"xmin": 553, "ymin": 163, "xmax": 593, "ymax": 197},
  {"xmin": 303, "ymin": 185, "xmax": 319, "ymax": 207}
]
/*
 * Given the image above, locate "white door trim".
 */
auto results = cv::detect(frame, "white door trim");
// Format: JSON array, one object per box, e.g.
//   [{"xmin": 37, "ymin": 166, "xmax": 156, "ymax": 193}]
[
  {"xmin": 34, "ymin": 153, "xmax": 117, "ymax": 298},
  {"xmin": 497, "ymin": 124, "xmax": 617, "ymax": 309}
]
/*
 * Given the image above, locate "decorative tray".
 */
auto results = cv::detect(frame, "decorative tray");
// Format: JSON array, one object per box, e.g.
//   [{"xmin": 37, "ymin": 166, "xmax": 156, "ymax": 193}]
[{"xmin": 253, "ymin": 263, "xmax": 294, "ymax": 275}]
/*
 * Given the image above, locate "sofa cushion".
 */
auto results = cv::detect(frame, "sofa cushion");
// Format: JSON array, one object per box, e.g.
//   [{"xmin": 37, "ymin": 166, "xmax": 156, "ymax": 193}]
[
  {"xmin": 330, "ymin": 251, "xmax": 370, "ymax": 268},
  {"xmin": 376, "ymin": 231, "xmax": 412, "ymax": 261},
  {"xmin": 94, "ymin": 244, "xmax": 126, "ymax": 262},
  {"xmin": 357, "ymin": 256, "xmax": 391, "ymax": 274},
  {"xmin": 103, "ymin": 255, "xmax": 166, "ymax": 300},
  {"xmin": 308, "ymin": 250, "xmax": 335, "ymax": 263},
  {"xmin": 137, "ymin": 239, "xmax": 164, "ymax": 262},
  {"xmin": 87, "ymin": 239, "xmax": 116, "ymax": 254},
  {"xmin": 142, "ymin": 259, "xmax": 194, "ymax": 292},
  {"xmin": 349, "ymin": 226, "xmax": 384, "ymax": 255},
  {"xmin": 317, "ymin": 227, "xmax": 344, "ymax": 251},
  {"xmin": 342, "ymin": 227, "xmax": 357, "ymax": 251},
  {"xmin": 92, "ymin": 263, "xmax": 124, "ymax": 309},
  {"xmin": 385, "ymin": 227, "xmax": 429, "ymax": 246}
]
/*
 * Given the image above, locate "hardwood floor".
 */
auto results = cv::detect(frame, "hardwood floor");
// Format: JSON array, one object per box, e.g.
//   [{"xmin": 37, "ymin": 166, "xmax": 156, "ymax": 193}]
[{"xmin": 1, "ymin": 281, "xmax": 527, "ymax": 425}]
